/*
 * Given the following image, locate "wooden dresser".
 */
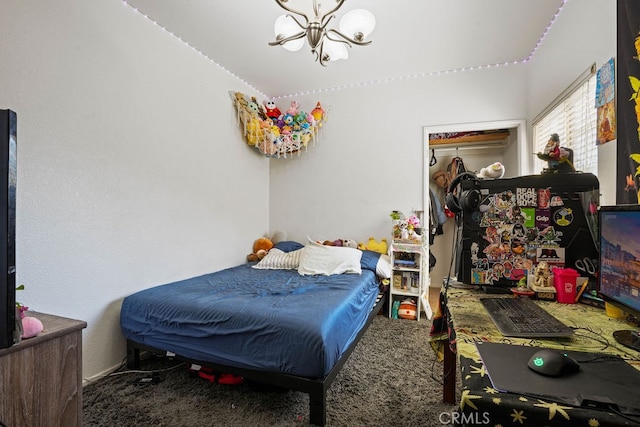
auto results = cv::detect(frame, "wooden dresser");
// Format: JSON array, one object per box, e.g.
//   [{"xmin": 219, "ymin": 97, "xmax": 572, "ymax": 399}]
[{"xmin": 0, "ymin": 312, "xmax": 86, "ymax": 427}]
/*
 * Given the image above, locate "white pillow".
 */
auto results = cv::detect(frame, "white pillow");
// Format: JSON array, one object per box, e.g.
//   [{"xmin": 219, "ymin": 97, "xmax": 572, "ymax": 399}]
[
  {"xmin": 252, "ymin": 248, "xmax": 302, "ymax": 270},
  {"xmin": 297, "ymin": 237, "xmax": 362, "ymax": 276},
  {"xmin": 376, "ymin": 254, "xmax": 392, "ymax": 279}
]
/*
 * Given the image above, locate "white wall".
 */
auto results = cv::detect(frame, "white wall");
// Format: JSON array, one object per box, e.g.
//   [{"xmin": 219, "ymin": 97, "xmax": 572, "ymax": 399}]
[
  {"xmin": 270, "ymin": 66, "xmax": 529, "ymax": 245},
  {"xmin": 1, "ymin": 0, "xmax": 269, "ymax": 381},
  {"xmin": 527, "ymin": 0, "xmax": 617, "ymax": 203}
]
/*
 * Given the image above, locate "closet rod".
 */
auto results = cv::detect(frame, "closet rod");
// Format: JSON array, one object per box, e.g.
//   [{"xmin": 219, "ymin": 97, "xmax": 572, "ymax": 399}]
[{"xmin": 430, "ymin": 142, "xmax": 508, "ymax": 152}]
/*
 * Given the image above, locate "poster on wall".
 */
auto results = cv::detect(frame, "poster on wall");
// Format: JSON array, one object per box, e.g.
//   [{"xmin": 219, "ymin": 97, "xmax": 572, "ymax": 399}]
[
  {"xmin": 617, "ymin": 0, "xmax": 640, "ymax": 204},
  {"xmin": 596, "ymin": 57, "xmax": 616, "ymax": 145}
]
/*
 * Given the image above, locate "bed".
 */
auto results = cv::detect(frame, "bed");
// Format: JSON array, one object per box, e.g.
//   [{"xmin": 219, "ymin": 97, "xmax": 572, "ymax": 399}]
[{"xmin": 120, "ymin": 239, "xmax": 390, "ymax": 426}]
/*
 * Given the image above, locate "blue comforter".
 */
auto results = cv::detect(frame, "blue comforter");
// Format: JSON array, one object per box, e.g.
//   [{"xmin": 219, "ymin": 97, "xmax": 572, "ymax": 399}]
[{"xmin": 120, "ymin": 264, "xmax": 380, "ymax": 377}]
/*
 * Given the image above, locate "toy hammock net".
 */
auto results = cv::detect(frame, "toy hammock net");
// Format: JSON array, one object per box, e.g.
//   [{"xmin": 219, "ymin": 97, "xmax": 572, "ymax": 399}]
[{"xmin": 231, "ymin": 91, "xmax": 326, "ymax": 158}]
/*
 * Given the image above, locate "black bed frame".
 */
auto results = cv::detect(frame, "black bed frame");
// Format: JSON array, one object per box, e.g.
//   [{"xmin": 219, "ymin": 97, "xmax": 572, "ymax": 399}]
[{"xmin": 126, "ymin": 292, "xmax": 386, "ymax": 426}]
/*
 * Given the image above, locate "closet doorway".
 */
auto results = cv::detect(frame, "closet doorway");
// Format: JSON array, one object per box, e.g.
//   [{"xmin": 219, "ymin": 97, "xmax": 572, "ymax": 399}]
[{"xmin": 423, "ymin": 119, "xmax": 528, "ymax": 289}]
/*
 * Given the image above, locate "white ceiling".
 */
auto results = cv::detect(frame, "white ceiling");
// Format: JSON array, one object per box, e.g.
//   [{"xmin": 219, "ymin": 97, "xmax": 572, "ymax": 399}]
[{"xmin": 125, "ymin": 0, "xmax": 566, "ymax": 99}]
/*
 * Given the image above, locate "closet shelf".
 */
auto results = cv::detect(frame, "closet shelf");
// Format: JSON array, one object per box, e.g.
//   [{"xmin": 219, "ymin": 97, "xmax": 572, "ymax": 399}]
[{"xmin": 429, "ymin": 130, "xmax": 510, "ymax": 147}]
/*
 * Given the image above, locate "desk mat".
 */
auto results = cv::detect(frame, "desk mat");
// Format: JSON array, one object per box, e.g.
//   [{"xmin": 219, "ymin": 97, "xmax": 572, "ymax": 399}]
[{"xmin": 476, "ymin": 342, "xmax": 640, "ymax": 416}]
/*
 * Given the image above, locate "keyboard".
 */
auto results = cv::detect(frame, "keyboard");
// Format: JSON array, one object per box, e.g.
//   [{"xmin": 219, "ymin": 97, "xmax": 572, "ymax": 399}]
[{"xmin": 480, "ymin": 297, "xmax": 574, "ymax": 338}]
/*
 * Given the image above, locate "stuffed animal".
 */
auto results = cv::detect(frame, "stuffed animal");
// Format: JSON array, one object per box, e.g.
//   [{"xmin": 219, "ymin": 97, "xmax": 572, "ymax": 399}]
[
  {"xmin": 320, "ymin": 238, "xmax": 357, "ymax": 248},
  {"xmin": 477, "ymin": 162, "xmax": 505, "ymax": 179},
  {"xmin": 398, "ymin": 298, "xmax": 417, "ymax": 320},
  {"xmin": 311, "ymin": 102, "xmax": 324, "ymax": 122},
  {"xmin": 264, "ymin": 100, "xmax": 282, "ymax": 120},
  {"xmin": 21, "ymin": 316, "xmax": 43, "ymax": 339},
  {"xmin": 247, "ymin": 237, "xmax": 274, "ymax": 262},
  {"xmin": 287, "ymin": 101, "xmax": 299, "ymax": 116},
  {"xmin": 245, "ymin": 117, "xmax": 265, "ymax": 146},
  {"xmin": 359, "ymin": 237, "xmax": 388, "ymax": 254},
  {"xmin": 251, "ymin": 96, "xmax": 267, "ymax": 120},
  {"xmin": 234, "ymin": 92, "xmax": 248, "ymax": 111},
  {"xmin": 342, "ymin": 239, "xmax": 357, "ymax": 248}
]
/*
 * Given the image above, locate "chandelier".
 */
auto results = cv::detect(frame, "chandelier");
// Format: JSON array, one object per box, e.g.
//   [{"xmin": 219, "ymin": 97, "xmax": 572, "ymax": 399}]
[{"xmin": 269, "ymin": 0, "xmax": 376, "ymax": 66}]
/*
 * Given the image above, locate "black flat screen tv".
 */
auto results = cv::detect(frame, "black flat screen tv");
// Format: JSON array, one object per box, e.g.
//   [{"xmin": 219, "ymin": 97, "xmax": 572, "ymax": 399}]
[
  {"xmin": 598, "ymin": 205, "xmax": 640, "ymax": 352},
  {"xmin": 0, "ymin": 109, "xmax": 17, "ymax": 349}
]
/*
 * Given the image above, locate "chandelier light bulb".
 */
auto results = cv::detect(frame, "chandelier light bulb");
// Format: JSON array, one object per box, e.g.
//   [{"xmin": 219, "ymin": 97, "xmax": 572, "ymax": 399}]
[
  {"xmin": 322, "ymin": 39, "xmax": 349, "ymax": 62},
  {"xmin": 274, "ymin": 15, "xmax": 304, "ymax": 51},
  {"xmin": 339, "ymin": 9, "xmax": 375, "ymax": 41}
]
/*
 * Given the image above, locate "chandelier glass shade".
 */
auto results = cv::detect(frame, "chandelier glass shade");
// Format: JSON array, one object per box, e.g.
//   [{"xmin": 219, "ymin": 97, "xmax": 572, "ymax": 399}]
[{"xmin": 269, "ymin": 0, "xmax": 375, "ymax": 66}]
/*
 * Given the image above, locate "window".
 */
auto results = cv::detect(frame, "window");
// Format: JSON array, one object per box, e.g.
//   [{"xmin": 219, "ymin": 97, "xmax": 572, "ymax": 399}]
[{"xmin": 532, "ymin": 65, "xmax": 597, "ymax": 175}]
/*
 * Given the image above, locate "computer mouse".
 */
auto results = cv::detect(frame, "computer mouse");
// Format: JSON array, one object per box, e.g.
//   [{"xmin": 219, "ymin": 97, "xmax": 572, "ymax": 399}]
[{"xmin": 527, "ymin": 349, "xmax": 580, "ymax": 377}]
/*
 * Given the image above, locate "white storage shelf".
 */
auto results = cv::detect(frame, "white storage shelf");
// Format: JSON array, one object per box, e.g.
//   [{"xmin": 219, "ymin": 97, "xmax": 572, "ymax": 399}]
[{"xmin": 388, "ymin": 242, "xmax": 426, "ymax": 321}]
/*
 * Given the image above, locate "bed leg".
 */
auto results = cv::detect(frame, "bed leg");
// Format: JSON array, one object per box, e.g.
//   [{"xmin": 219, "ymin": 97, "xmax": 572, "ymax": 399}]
[
  {"xmin": 126, "ymin": 341, "xmax": 141, "ymax": 369},
  {"xmin": 308, "ymin": 389, "xmax": 326, "ymax": 427}
]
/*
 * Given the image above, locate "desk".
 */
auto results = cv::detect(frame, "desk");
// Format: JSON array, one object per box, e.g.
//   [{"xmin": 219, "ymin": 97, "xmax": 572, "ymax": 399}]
[{"xmin": 430, "ymin": 288, "xmax": 640, "ymax": 426}]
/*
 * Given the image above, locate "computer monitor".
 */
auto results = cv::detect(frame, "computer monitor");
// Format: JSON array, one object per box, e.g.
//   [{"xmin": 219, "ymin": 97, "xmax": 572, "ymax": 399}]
[{"xmin": 598, "ymin": 205, "xmax": 640, "ymax": 352}]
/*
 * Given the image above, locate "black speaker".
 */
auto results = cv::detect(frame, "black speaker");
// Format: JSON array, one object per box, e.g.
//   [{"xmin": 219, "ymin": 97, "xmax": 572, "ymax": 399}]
[{"xmin": 445, "ymin": 172, "xmax": 480, "ymax": 214}]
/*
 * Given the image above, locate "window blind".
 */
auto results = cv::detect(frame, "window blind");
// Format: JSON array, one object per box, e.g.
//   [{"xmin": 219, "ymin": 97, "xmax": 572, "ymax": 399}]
[{"xmin": 532, "ymin": 65, "xmax": 597, "ymax": 175}]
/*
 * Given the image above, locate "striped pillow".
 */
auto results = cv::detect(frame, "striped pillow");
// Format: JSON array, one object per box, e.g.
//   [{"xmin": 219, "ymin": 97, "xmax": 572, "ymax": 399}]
[{"xmin": 252, "ymin": 248, "xmax": 302, "ymax": 270}]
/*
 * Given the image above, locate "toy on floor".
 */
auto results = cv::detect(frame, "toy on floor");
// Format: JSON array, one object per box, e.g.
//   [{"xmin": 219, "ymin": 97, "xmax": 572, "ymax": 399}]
[
  {"xmin": 187, "ymin": 363, "xmax": 244, "ymax": 385},
  {"xmin": 397, "ymin": 298, "xmax": 417, "ymax": 320}
]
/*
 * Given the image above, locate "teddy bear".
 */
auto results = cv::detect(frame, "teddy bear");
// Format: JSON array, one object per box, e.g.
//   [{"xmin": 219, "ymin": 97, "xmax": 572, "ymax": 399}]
[
  {"xmin": 246, "ymin": 231, "xmax": 288, "ymax": 262},
  {"xmin": 233, "ymin": 92, "xmax": 254, "ymax": 118},
  {"xmin": 247, "ymin": 237, "xmax": 274, "ymax": 262}
]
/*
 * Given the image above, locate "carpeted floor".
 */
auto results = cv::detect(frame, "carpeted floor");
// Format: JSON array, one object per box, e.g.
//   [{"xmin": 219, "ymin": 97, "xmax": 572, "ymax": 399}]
[{"xmin": 83, "ymin": 315, "xmax": 459, "ymax": 426}]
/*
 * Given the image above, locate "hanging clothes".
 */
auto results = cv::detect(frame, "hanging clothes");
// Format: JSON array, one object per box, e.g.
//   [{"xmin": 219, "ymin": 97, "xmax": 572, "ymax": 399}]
[
  {"xmin": 429, "ymin": 189, "xmax": 447, "ymax": 271},
  {"xmin": 446, "ymin": 156, "xmax": 467, "ymax": 189},
  {"xmin": 430, "ymin": 188, "xmax": 446, "ymax": 235}
]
